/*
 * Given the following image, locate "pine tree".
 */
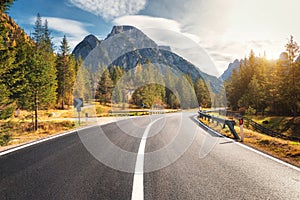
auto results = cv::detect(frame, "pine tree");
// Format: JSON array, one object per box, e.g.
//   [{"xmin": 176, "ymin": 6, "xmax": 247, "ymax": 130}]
[
  {"xmin": 21, "ymin": 14, "xmax": 57, "ymax": 130},
  {"xmin": 0, "ymin": 0, "xmax": 15, "ymax": 13},
  {"xmin": 225, "ymin": 68, "xmax": 241, "ymax": 110},
  {"xmin": 247, "ymin": 75, "xmax": 262, "ymax": 114},
  {"xmin": 164, "ymin": 67, "xmax": 178, "ymax": 108},
  {"xmin": 285, "ymin": 35, "xmax": 299, "ymax": 116},
  {"xmin": 0, "ymin": 11, "xmax": 17, "ymax": 119},
  {"xmin": 56, "ymin": 35, "xmax": 76, "ymax": 109},
  {"xmin": 32, "ymin": 13, "xmax": 43, "ymax": 47},
  {"xmin": 194, "ymin": 78, "xmax": 210, "ymax": 108},
  {"xmin": 73, "ymin": 65, "xmax": 85, "ymax": 100},
  {"xmin": 97, "ymin": 69, "xmax": 113, "ymax": 105}
]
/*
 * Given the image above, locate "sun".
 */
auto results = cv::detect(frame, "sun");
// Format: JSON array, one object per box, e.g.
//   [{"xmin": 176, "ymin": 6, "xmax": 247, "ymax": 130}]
[
  {"xmin": 259, "ymin": 48, "xmax": 282, "ymax": 60},
  {"xmin": 265, "ymin": 52, "xmax": 279, "ymax": 60}
]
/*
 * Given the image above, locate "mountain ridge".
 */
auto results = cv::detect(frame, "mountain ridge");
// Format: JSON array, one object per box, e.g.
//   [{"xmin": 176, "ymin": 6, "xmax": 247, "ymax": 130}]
[
  {"xmin": 72, "ymin": 25, "xmax": 223, "ymax": 93},
  {"xmin": 220, "ymin": 59, "xmax": 241, "ymax": 81}
]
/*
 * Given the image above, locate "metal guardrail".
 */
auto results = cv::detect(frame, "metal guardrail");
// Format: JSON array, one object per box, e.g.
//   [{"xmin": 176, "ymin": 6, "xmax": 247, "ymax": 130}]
[
  {"xmin": 198, "ymin": 111, "xmax": 240, "ymax": 140},
  {"xmin": 243, "ymin": 117, "xmax": 300, "ymax": 142},
  {"xmin": 213, "ymin": 110, "xmax": 300, "ymax": 142}
]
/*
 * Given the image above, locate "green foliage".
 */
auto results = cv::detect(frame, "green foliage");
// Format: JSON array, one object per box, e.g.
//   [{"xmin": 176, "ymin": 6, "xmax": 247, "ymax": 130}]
[
  {"xmin": 56, "ymin": 35, "xmax": 76, "ymax": 109},
  {"xmin": 226, "ymin": 37, "xmax": 300, "ymax": 116},
  {"xmin": 97, "ymin": 69, "xmax": 113, "ymax": 104},
  {"xmin": 245, "ymin": 106, "xmax": 256, "ymax": 116},
  {"xmin": 0, "ymin": 10, "xmax": 18, "ymax": 119},
  {"xmin": 73, "ymin": 61, "xmax": 92, "ymax": 102},
  {"xmin": 0, "ymin": 13, "xmax": 58, "ymax": 130},
  {"xmin": 194, "ymin": 78, "xmax": 211, "ymax": 108},
  {"xmin": 132, "ymin": 83, "xmax": 166, "ymax": 108},
  {"xmin": 0, "ymin": 121, "xmax": 12, "ymax": 146},
  {"xmin": 94, "ymin": 60, "xmax": 210, "ymax": 109},
  {"xmin": 0, "ymin": 84, "xmax": 15, "ymax": 119},
  {"xmin": 0, "ymin": 0, "xmax": 15, "ymax": 13},
  {"xmin": 0, "ymin": 131, "xmax": 11, "ymax": 146}
]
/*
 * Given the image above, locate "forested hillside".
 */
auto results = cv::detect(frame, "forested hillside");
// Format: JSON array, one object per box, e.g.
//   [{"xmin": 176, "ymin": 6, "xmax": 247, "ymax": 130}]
[
  {"xmin": 95, "ymin": 61, "xmax": 211, "ymax": 109},
  {"xmin": 1, "ymin": 0, "xmax": 212, "ymax": 133},
  {"xmin": 0, "ymin": 3, "xmax": 77, "ymax": 131},
  {"xmin": 225, "ymin": 36, "xmax": 300, "ymax": 116}
]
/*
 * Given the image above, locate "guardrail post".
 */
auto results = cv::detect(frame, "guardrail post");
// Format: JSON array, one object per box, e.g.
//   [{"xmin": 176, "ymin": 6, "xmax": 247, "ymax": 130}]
[
  {"xmin": 198, "ymin": 111, "xmax": 240, "ymax": 140},
  {"xmin": 225, "ymin": 120, "xmax": 240, "ymax": 140}
]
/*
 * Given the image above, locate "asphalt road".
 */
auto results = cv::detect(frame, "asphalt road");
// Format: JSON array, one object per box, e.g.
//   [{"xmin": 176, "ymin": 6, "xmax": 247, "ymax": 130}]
[{"xmin": 0, "ymin": 112, "xmax": 299, "ymax": 200}]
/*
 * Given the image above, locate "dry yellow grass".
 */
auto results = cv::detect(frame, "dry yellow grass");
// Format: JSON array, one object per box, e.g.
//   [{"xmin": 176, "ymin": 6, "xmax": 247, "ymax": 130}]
[
  {"xmin": 0, "ymin": 104, "xmax": 179, "ymax": 151},
  {"xmin": 199, "ymin": 118, "xmax": 300, "ymax": 167},
  {"xmin": 0, "ymin": 120, "xmax": 77, "ymax": 151}
]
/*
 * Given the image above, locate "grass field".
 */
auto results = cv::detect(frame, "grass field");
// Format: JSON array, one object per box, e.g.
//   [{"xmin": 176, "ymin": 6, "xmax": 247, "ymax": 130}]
[
  {"xmin": 0, "ymin": 103, "xmax": 111, "ymax": 149},
  {"xmin": 250, "ymin": 115, "xmax": 300, "ymax": 140}
]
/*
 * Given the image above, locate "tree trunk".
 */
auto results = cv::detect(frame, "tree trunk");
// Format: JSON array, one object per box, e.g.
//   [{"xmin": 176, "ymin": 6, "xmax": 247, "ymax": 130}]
[
  {"xmin": 34, "ymin": 91, "xmax": 38, "ymax": 131},
  {"xmin": 61, "ymin": 93, "xmax": 65, "ymax": 110}
]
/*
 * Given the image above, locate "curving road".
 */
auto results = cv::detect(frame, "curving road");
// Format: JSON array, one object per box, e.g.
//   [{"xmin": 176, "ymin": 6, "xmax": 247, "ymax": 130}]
[{"xmin": 0, "ymin": 112, "xmax": 299, "ymax": 200}]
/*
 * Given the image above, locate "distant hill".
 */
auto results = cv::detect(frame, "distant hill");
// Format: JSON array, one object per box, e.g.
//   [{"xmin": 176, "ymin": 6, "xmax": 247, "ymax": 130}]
[
  {"xmin": 72, "ymin": 25, "xmax": 223, "ymax": 93},
  {"xmin": 219, "ymin": 59, "xmax": 241, "ymax": 81}
]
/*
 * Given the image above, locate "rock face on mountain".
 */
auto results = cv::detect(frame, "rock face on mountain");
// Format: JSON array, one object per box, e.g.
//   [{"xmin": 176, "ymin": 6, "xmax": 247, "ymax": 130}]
[
  {"xmin": 111, "ymin": 48, "xmax": 200, "ymax": 78},
  {"xmin": 158, "ymin": 45, "xmax": 171, "ymax": 51},
  {"xmin": 73, "ymin": 25, "xmax": 158, "ymax": 71},
  {"xmin": 72, "ymin": 25, "xmax": 223, "ymax": 93},
  {"xmin": 73, "ymin": 34, "xmax": 101, "ymax": 60},
  {"xmin": 220, "ymin": 59, "xmax": 241, "ymax": 81},
  {"xmin": 105, "ymin": 25, "xmax": 137, "ymax": 39}
]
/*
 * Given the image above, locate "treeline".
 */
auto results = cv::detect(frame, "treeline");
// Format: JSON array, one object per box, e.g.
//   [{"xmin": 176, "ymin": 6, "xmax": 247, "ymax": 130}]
[
  {"xmin": 0, "ymin": 10, "xmax": 80, "ymax": 129},
  {"xmin": 96, "ymin": 60, "xmax": 211, "ymax": 109},
  {"xmin": 226, "ymin": 36, "xmax": 300, "ymax": 116},
  {"xmin": 1, "ymin": 1, "xmax": 213, "ymax": 128}
]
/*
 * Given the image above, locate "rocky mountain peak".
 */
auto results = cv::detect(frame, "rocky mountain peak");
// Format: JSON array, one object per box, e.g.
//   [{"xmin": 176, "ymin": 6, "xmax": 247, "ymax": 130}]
[
  {"xmin": 72, "ymin": 25, "xmax": 222, "ymax": 93},
  {"xmin": 220, "ymin": 59, "xmax": 241, "ymax": 81},
  {"xmin": 106, "ymin": 25, "xmax": 137, "ymax": 39},
  {"xmin": 72, "ymin": 34, "xmax": 101, "ymax": 60},
  {"xmin": 84, "ymin": 34, "xmax": 101, "ymax": 48}
]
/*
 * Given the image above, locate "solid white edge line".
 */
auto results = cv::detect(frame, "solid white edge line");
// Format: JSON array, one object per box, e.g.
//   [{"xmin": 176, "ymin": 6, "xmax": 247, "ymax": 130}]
[
  {"xmin": 0, "ymin": 117, "xmax": 138, "ymax": 157},
  {"xmin": 0, "ymin": 125, "xmax": 100, "ymax": 157},
  {"xmin": 194, "ymin": 116, "xmax": 300, "ymax": 172},
  {"xmin": 131, "ymin": 116, "xmax": 165, "ymax": 200}
]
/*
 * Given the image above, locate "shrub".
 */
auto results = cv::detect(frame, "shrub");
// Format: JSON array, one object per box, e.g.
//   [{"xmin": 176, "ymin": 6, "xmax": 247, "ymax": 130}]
[{"xmin": 245, "ymin": 106, "xmax": 256, "ymax": 116}]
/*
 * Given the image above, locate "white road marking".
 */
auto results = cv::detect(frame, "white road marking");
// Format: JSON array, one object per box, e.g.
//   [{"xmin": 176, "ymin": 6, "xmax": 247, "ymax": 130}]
[
  {"xmin": 131, "ymin": 117, "xmax": 165, "ymax": 200},
  {"xmin": 0, "ymin": 117, "xmax": 137, "ymax": 157},
  {"xmin": 0, "ymin": 125, "xmax": 103, "ymax": 157},
  {"xmin": 194, "ymin": 116, "xmax": 300, "ymax": 172}
]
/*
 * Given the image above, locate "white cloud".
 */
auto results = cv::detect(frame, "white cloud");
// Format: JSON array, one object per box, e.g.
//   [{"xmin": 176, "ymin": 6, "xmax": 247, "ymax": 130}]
[
  {"xmin": 69, "ymin": 0, "xmax": 147, "ymax": 20},
  {"xmin": 42, "ymin": 17, "xmax": 89, "ymax": 37},
  {"xmin": 113, "ymin": 15, "xmax": 219, "ymax": 76},
  {"xmin": 30, "ymin": 16, "xmax": 90, "ymax": 50},
  {"xmin": 114, "ymin": 15, "xmax": 200, "ymax": 43},
  {"xmin": 140, "ymin": 0, "xmax": 300, "ymax": 74}
]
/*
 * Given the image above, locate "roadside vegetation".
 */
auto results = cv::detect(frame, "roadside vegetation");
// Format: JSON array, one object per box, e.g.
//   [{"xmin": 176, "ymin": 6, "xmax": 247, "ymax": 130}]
[
  {"xmin": 0, "ymin": 102, "xmax": 180, "ymax": 150},
  {"xmin": 250, "ymin": 115, "xmax": 300, "ymax": 140},
  {"xmin": 199, "ymin": 117, "xmax": 300, "ymax": 167},
  {"xmin": 221, "ymin": 33, "xmax": 300, "ymax": 167},
  {"xmin": 1, "ymin": 2, "xmax": 210, "ymax": 149}
]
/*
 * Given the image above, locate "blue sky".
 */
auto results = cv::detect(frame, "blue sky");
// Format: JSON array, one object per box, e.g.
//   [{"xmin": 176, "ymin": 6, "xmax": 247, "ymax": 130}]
[
  {"xmin": 9, "ymin": 0, "xmax": 112, "ymax": 48},
  {"xmin": 8, "ymin": 0, "xmax": 300, "ymax": 76}
]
